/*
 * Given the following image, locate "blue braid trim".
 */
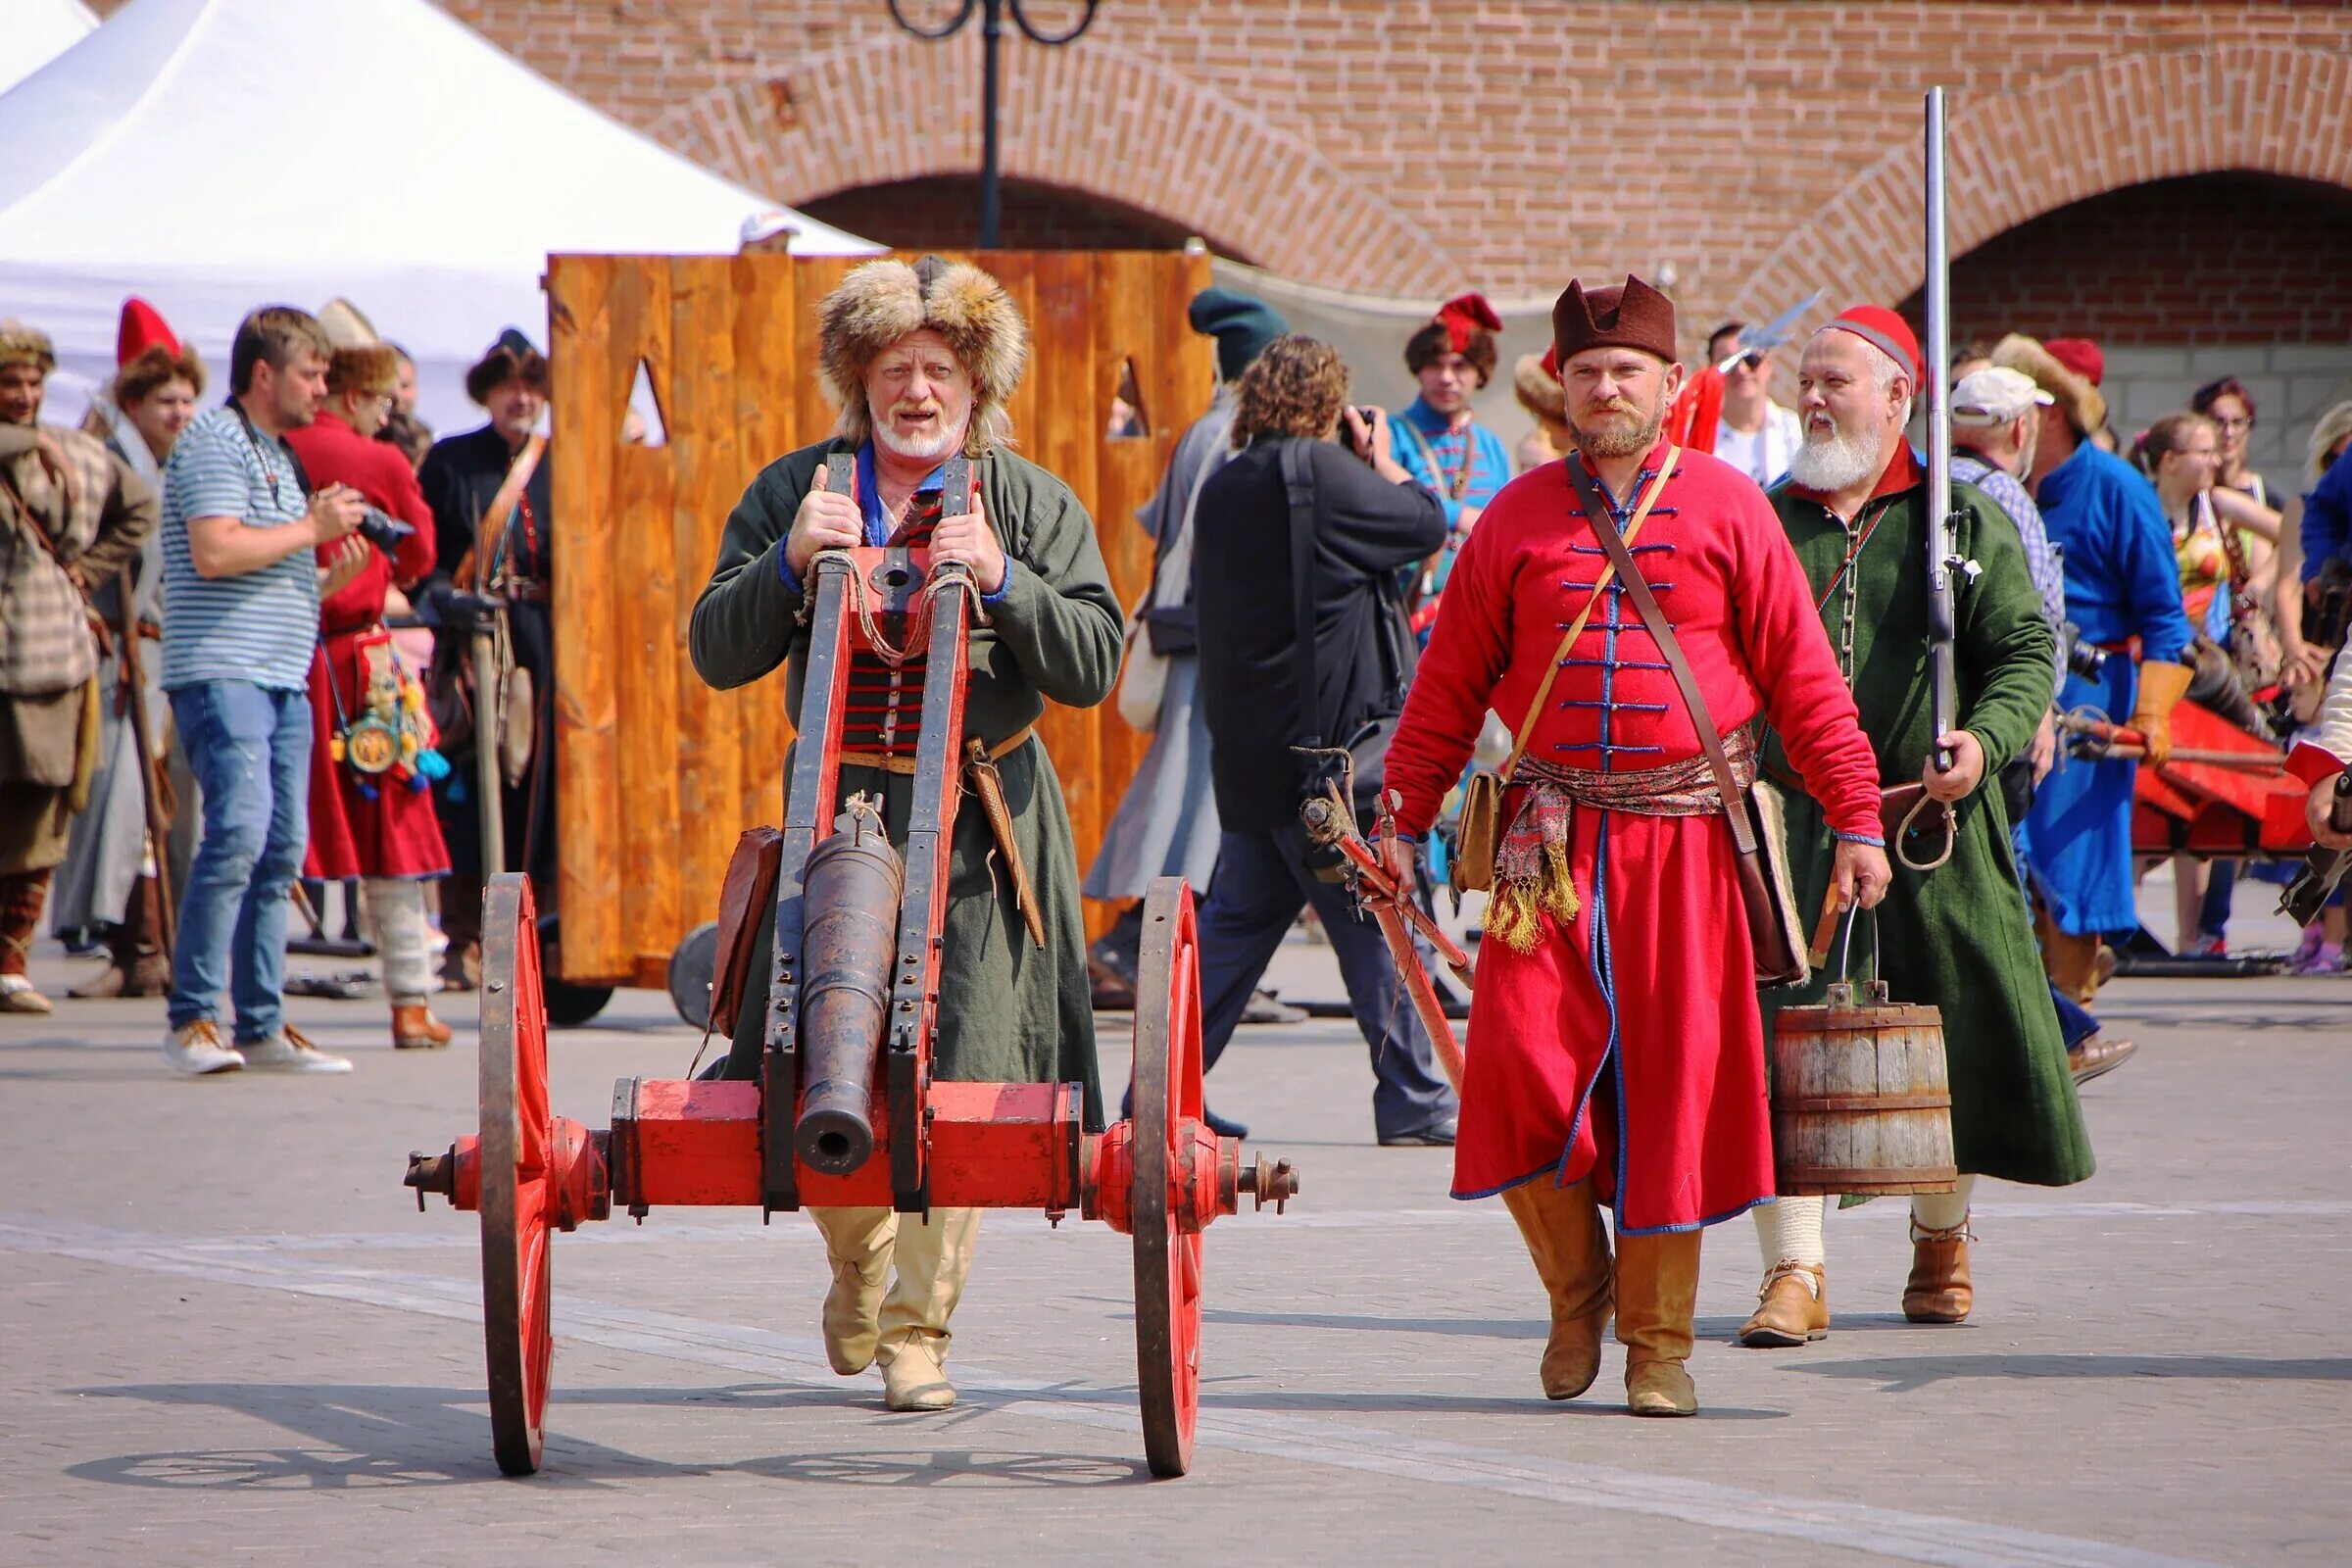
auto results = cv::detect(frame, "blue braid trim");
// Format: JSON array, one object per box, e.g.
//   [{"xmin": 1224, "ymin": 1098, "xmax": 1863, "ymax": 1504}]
[{"xmin": 1835, "ymin": 831, "xmax": 1886, "ymax": 847}]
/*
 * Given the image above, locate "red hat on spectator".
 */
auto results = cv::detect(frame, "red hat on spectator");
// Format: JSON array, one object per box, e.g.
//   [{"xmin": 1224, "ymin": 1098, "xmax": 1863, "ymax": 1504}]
[
  {"xmin": 1822, "ymin": 306, "xmax": 1921, "ymax": 383},
  {"xmin": 116, "ymin": 297, "xmax": 180, "ymax": 368},
  {"xmin": 2044, "ymin": 337, "xmax": 2105, "ymax": 387}
]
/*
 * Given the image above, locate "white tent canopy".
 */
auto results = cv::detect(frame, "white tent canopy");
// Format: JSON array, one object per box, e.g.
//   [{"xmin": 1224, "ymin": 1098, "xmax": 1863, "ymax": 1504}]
[
  {"xmin": 0, "ymin": 0, "xmax": 876, "ymax": 434},
  {"xmin": 0, "ymin": 0, "xmax": 97, "ymax": 98}
]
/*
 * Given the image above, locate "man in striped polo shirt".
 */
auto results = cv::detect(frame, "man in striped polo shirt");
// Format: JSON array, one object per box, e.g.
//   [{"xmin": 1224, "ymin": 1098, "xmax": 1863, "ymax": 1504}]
[{"xmin": 159, "ymin": 306, "xmax": 367, "ymax": 1075}]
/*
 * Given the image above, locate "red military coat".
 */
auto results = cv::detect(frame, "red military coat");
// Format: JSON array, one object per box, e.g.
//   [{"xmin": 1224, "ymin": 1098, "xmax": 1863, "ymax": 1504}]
[
  {"xmin": 1386, "ymin": 438, "xmax": 1881, "ymax": 1231},
  {"xmin": 286, "ymin": 411, "xmax": 449, "ymax": 881}
]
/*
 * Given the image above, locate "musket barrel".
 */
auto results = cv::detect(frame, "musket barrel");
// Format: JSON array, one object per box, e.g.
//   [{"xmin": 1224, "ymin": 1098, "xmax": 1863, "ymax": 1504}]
[
  {"xmin": 1924, "ymin": 86, "xmax": 1959, "ymax": 771},
  {"xmin": 794, "ymin": 801, "xmax": 905, "ymax": 1177}
]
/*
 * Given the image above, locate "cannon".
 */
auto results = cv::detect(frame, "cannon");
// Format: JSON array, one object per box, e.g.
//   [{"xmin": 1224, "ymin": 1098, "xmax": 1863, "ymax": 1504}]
[{"xmin": 403, "ymin": 457, "xmax": 1298, "ymax": 1478}]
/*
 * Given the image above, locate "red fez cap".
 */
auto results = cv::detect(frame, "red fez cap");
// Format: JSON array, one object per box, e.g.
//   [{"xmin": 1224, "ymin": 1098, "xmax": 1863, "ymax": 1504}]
[
  {"xmin": 1552, "ymin": 274, "xmax": 1678, "ymax": 366},
  {"xmin": 1824, "ymin": 306, "xmax": 1920, "ymax": 383},
  {"xmin": 2044, "ymin": 337, "xmax": 2105, "ymax": 387},
  {"xmin": 117, "ymin": 297, "xmax": 180, "ymax": 368},
  {"xmin": 1435, "ymin": 292, "xmax": 1502, "ymax": 354}
]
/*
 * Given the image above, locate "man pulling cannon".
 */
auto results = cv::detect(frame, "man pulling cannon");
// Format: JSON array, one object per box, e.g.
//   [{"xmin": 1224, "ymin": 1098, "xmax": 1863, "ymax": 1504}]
[
  {"xmin": 689, "ymin": 257, "xmax": 1122, "ymax": 1412},
  {"xmin": 1380, "ymin": 276, "xmax": 1889, "ymax": 1416},
  {"xmin": 1739, "ymin": 310, "xmax": 2092, "ymax": 1346}
]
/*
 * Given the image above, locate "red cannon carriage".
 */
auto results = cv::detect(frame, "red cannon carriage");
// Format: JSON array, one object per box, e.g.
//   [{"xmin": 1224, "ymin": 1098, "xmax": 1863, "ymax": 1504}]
[{"xmin": 404, "ymin": 458, "xmax": 1297, "ymax": 1478}]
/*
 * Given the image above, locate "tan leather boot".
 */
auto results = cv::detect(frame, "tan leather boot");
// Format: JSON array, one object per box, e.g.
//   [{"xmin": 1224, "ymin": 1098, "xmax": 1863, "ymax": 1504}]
[
  {"xmin": 810, "ymin": 1207, "xmax": 897, "ymax": 1375},
  {"xmin": 1902, "ymin": 1218, "xmax": 1974, "ymax": 1323},
  {"xmin": 1738, "ymin": 1261, "xmax": 1829, "ymax": 1347},
  {"xmin": 1616, "ymin": 1228, "xmax": 1701, "ymax": 1416},
  {"xmin": 879, "ymin": 1330, "xmax": 956, "ymax": 1411},
  {"xmin": 1500, "ymin": 1178, "xmax": 1613, "ymax": 1399},
  {"xmin": 391, "ymin": 1004, "xmax": 453, "ymax": 1050}
]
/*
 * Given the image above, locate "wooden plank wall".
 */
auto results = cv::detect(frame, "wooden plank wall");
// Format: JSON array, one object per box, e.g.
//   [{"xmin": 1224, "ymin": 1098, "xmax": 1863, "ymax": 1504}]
[{"xmin": 550, "ymin": 251, "xmax": 1214, "ymax": 986}]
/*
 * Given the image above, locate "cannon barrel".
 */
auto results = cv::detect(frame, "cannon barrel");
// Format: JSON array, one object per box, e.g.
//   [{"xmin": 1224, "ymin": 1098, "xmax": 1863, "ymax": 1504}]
[{"xmin": 794, "ymin": 800, "xmax": 904, "ymax": 1176}]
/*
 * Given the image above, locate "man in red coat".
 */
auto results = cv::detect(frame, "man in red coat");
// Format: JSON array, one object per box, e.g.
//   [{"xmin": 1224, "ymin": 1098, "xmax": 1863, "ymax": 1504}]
[
  {"xmin": 287, "ymin": 342, "xmax": 453, "ymax": 1049},
  {"xmin": 1382, "ymin": 275, "xmax": 1889, "ymax": 1417}
]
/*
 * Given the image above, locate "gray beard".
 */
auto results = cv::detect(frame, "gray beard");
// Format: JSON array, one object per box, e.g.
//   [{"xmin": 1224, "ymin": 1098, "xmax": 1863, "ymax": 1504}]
[
  {"xmin": 1788, "ymin": 423, "xmax": 1882, "ymax": 492},
  {"xmin": 872, "ymin": 408, "xmax": 965, "ymax": 463}
]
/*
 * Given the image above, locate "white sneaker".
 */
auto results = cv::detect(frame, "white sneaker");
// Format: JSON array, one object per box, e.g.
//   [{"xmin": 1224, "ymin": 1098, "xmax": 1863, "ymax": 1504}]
[
  {"xmin": 164, "ymin": 1019, "xmax": 244, "ymax": 1075},
  {"xmin": 238, "ymin": 1025, "xmax": 354, "ymax": 1074}
]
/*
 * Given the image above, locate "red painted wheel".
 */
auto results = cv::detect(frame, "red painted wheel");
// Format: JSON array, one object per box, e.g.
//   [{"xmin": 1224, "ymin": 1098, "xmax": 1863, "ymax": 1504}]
[
  {"xmin": 478, "ymin": 873, "xmax": 554, "ymax": 1476},
  {"xmin": 1131, "ymin": 876, "xmax": 1204, "ymax": 1479}
]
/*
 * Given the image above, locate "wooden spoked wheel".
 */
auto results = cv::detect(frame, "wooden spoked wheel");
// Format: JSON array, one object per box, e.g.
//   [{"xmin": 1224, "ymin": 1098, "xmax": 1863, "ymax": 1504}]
[
  {"xmin": 1131, "ymin": 876, "xmax": 1205, "ymax": 1479},
  {"xmin": 479, "ymin": 873, "xmax": 555, "ymax": 1476}
]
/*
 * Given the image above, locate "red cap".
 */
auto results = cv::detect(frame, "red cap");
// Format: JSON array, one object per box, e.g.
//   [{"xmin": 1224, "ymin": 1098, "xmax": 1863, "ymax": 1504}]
[
  {"xmin": 116, "ymin": 297, "xmax": 180, "ymax": 368},
  {"xmin": 2044, "ymin": 337, "xmax": 2105, "ymax": 387},
  {"xmin": 1436, "ymin": 291, "xmax": 1502, "ymax": 354},
  {"xmin": 1823, "ymin": 306, "xmax": 1921, "ymax": 383}
]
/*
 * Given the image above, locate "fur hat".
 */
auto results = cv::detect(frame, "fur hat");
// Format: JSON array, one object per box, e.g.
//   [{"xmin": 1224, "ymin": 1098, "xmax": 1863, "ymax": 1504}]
[
  {"xmin": 1552, "ymin": 275, "xmax": 1677, "ymax": 367},
  {"xmin": 1512, "ymin": 351, "xmax": 1565, "ymax": 424},
  {"xmin": 818, "ymin": 255, "xmax": 1028, "ymax": 458},
  {"xmin": 466, "ymin": 327, "xmax": 548, "ymax": 406},
  {"xmin": 1991, "ymin": 332, "xmax": 2105, "ymax": 436},
  {"xmin": 0, "ymin": 318, "xmax": 57, "ymax": 373}
]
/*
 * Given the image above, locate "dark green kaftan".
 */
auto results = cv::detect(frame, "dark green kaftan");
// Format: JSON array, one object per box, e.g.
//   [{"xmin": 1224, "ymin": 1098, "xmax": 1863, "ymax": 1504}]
[
  {"xmin": 689, "ymin": 438, "xmax": 1124, "ymax": 1129},
  {"xmin": 1762, "ymin": 471, "xmax": 2092, "ymax": 1189}
]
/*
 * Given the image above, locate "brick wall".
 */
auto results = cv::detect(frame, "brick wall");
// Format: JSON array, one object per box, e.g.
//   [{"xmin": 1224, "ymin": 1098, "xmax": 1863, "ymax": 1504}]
[{"xmin": 429, "ymin": 1, "xmax": 2352, "ymax": 332}]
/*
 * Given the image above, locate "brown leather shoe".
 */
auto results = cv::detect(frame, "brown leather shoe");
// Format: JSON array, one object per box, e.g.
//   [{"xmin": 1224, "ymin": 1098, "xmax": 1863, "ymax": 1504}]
[
  {"xmin": 68, "ymin": 876, "xmax": 169, "ymax": 999},
  {"xmin": 1501, "ymin": 1179, "xmax": 1614, "ymax": 1400},
  {"xmin": 1738, "ymin": 1261, "xmax": 1829, "ymax": 1347},
  {"xmin": 439, "ymin": 940, "xmax": 479, "ymax": 994},
  {"xmin": 2069, "ymin": 1032, "xmax": 2138, "ymax": 1086},
  {"xmin": 392, "ymin": 1004, "xmax": 453, "ymax": 1050},
  {"xmin": 1902, "ymin": 1219, "xmax": 1974, "ymax": 1323}
]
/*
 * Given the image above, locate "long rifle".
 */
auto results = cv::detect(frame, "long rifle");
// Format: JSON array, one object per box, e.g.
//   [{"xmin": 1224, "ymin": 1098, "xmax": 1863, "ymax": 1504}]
[
  {"xmin": 111, "ymin": 565, "xmax": 173, "ymax": 960},
  {"xmin": 1923, "ymin": 86, "xmax": 1959, "ymax": 774}
]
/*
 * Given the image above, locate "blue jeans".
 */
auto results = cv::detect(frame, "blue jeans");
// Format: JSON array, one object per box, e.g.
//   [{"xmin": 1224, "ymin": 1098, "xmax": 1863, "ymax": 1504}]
[
  {"xmin": 167, "ymin": 682, "xmax": 312, "ymax": 1041},
  {"xmin": 1194, "ymin": 825, "xmax": 1458, "ymax": 1141}
]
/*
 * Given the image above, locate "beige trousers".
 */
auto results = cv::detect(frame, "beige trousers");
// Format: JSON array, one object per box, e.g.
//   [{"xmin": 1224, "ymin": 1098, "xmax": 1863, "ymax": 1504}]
[{"xmin": 809, "ymin": 1205, "xmax": 982, "ymax": 1349}]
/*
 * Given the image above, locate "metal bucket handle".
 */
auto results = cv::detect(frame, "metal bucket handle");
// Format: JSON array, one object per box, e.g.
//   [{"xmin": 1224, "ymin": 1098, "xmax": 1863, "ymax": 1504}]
[{"xmin": 1828, "ymin": 903, "xmax": 1888, "ymax": 1008}]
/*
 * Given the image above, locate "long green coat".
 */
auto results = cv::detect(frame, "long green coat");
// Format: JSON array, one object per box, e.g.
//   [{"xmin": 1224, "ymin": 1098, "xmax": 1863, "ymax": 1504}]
[
  {"xmin": 1763, "ymin": 469, "xmax": 2092, "ymax": 1189},
  {"xmin": 689, "ymin": 438, "xmax": 1125, "ymax": 1129}
]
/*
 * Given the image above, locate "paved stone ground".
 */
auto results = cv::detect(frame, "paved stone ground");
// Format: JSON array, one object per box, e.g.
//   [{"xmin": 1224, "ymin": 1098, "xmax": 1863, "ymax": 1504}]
[{"xmin": 2, "ymin": 878, "xmax": 2346, "ymax": 1567}]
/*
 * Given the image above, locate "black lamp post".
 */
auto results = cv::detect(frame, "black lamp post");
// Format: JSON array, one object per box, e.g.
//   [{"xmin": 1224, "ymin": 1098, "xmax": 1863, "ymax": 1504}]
[{"xmin": 885, "ymin": 0, "xmax": 1101, "ymax": 249}]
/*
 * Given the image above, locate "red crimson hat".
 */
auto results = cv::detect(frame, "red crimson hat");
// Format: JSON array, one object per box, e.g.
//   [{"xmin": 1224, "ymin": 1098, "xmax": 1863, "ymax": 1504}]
[
  {"xmin": 116, "ymin": 297, "xmax": 181, "ymax": 368},
  {"xmin": 1823, "ymin": 306, "xmax": 1921, "ymax": 383},
  {"xmin": 2044, "ymin": 336, "xmax": 2105, "ymax": 387},
  {"xmin": 1435, "ymin": 291, "xmax": 1502, "ymax": 354}
]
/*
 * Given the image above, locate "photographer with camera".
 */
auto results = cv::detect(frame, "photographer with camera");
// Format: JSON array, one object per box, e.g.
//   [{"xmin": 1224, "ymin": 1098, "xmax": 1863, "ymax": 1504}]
[
  {"xmin": 1187, "ymin": 334, "xmax": 1460, "ymax": 1147},
  {"xmin": 158, "ymin": 307, "xmax": 366, "ymax": 1075},
  {"xmin": 287, "ymin": 337, "xmax": 453, "ymax": 1053}
]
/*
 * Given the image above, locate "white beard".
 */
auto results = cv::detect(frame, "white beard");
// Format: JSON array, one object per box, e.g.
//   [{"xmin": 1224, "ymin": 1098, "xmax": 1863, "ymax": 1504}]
[
  {"xmin": 1788, "ymin": 420, "xmax": 1883, "ymax": 493},
  {"xmin": 872, "ymin": 405, "xmax": 966, "ymax": 463}
]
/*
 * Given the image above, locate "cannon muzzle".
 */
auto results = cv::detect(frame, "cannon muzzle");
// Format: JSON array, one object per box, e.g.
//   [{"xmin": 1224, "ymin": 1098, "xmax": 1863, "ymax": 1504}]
[{"xmin": 794, "ymin": 798, "xmax": 904, "ymax": 1176}]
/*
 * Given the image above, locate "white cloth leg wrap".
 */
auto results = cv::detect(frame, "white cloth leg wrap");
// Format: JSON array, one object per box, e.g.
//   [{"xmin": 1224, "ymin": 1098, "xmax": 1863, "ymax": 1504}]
[
  {"xmin": 1909, "ymin": 1174, "xmax": 1977, "ymax": 1233},
  {"xmin": 368, "ymin": 877, "xmax": 433, "ymax": 1005},
  {"xmin": 1750, "ymin": 1196, "xmax": 1827, "ymax": 1269}
]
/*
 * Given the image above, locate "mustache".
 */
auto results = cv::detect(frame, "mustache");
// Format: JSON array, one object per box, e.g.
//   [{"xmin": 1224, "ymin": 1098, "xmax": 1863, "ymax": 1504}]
[{"xmin": 1582, "ymin": 397, "xmax": 1642, "ymax": 418}]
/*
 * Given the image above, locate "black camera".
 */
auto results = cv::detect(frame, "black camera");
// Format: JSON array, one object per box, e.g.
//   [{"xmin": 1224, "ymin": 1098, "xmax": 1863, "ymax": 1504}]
[
  {"xmin": 2060, "ymin": 620, "xmax": 2108, "ymax": 680},
  {"xmin": 1338, "ymin": 406, "xmax": 1381, "ymax": 457},
  {"xmin": 357, "ymin": 506, "xmax": 415, "ymax": 558}
]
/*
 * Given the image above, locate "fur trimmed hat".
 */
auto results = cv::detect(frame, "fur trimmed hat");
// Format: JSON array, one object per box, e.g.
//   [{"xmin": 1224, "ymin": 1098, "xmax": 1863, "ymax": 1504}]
[
  {"xmin": 818, "ymin": 255, "xmax": 1029, "ymax": 458},
  {"xmin": 0, "ymin": 318, "xmax": 57, "ymax": 373},
  {"xmin": 1991, "ymin": 331, "xmax": 2105, "ymax": 436},
  {"xmin": 1512, "ymin": 351, "xmax": 1565, "ymax": 423},
  {"xmin": 1406, "ymin": 291, "xmax": 1502, "ymax": 385}
]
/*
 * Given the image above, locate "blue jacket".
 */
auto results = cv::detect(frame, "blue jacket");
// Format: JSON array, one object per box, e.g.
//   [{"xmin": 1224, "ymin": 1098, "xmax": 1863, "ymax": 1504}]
[
  {"xmin": 2300, "ymin": 443, "xmax": 2352, "ymax": 581},
  {"xmin": 2034, "ymin": 442, "xmax": 2191, "ymax": 662}
]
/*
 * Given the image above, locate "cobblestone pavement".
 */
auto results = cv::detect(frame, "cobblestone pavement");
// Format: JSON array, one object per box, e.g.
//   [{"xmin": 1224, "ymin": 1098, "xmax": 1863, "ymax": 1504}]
[{"xmin": 3, "ymin": 904, "xmax": 2346, "ymax": 1567}]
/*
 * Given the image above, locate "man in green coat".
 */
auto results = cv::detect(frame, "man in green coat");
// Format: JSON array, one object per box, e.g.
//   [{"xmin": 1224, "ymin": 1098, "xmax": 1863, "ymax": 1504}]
[
  {"xmin": 1739, "ymin": 308, "xmax": 2091, "ymax": 1347},
  {"xmin": 689, "ymin": 257, "xmax": 1123, "ymax": 1412}
]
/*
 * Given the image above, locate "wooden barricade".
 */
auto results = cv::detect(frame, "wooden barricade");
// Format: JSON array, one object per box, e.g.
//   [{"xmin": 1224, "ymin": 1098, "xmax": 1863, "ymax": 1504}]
[{"xmin": 548, "ymin": 251, "xmax": 1214, "ymax": 987}]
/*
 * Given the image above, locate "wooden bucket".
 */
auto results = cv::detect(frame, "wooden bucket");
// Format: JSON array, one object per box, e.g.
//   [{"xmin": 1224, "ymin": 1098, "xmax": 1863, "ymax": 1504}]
[{"xmin": 1770, "ymin": 978, "xmax": 1957, "ymax": 1197}]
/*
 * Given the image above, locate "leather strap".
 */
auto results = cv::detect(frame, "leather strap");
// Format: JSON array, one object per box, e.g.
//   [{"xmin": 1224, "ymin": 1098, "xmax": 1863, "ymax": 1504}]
[
  {"xmin": 840, "ymin": 720, "xmax": 1036, "ymax": 777},
  {"xmin": 1502, "ymin": 449, "xmax": 1680, "ymax": 784},
  {"xmin": 462, "ymin": 434, "xmax": 545, "ymax": 590},
  {"xmin": 1561, "ymin": 456, "xmax": 1756, "ymax": 856}
]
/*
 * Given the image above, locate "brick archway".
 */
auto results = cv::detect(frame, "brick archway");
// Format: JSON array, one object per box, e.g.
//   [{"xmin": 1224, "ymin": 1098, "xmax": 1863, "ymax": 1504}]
[
  {"xmin": 1731, "ymin": 41, "xmax": 2352, "ymax": 322},
  {"xmin": 650, "ymin": 31, "xmax": 1461, "ymax": 296}
]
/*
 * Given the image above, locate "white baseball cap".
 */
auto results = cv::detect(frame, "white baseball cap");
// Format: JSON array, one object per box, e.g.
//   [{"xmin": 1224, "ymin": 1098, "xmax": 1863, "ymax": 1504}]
[{"xmin": 1952, "ymin": 366, "xmax": 2055, "ymax": 425}]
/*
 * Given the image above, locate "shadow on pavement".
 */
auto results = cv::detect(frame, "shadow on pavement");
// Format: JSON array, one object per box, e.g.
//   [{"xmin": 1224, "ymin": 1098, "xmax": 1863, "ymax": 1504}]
[
  {"xmin": 1788, "ymin": 1353, "xmax": 2352, "ymax": 1393},
  {"xmin": 66, "ymin": 1382, "xmax": 1151, "ymax": 1490}
]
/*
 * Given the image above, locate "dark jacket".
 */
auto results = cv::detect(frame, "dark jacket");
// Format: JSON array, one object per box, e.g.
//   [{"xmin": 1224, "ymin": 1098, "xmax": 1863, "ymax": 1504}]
[
  {"xmin": 1193, "ymin": 434, "xmax": 1446, "ymax": 832},
  {"xmin": 418, "ymin": 425, "xmax": 549, "ymax": 591}
]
